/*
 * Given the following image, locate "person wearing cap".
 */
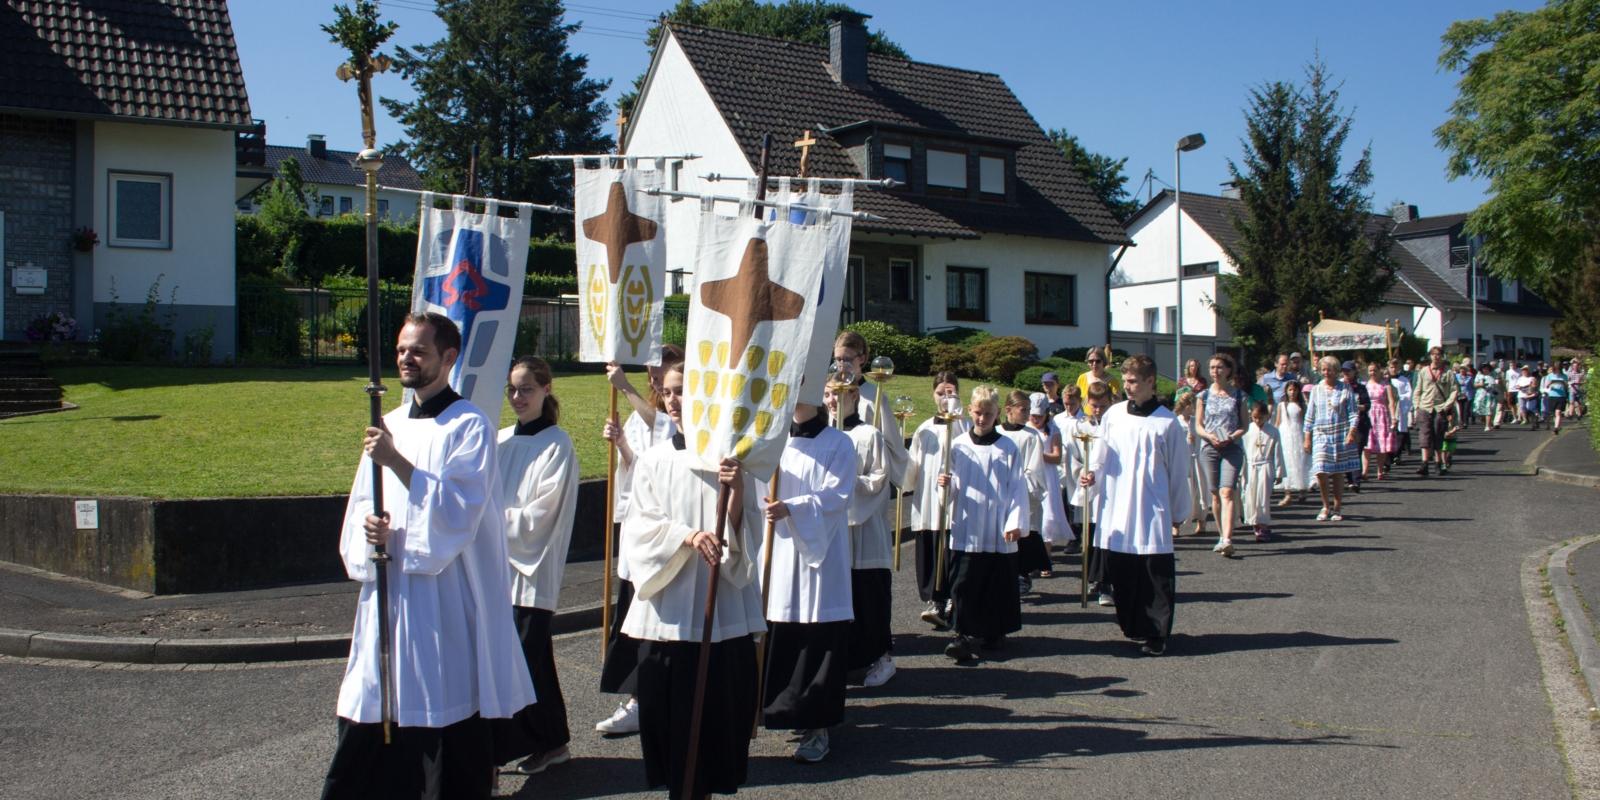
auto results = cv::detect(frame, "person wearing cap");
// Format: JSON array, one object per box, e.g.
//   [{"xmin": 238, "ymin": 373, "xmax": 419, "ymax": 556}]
[
  {"xmin": 1039, "ymin": 372, "xmax": 1066, "ymax": 417},
  {"xmin": 1288, "ymin": 353, "xmax": 1305, "ymax": 382},
  {"xmin": 1412, "ymin": 346, "xmax": 1460, "ymax": 476}
]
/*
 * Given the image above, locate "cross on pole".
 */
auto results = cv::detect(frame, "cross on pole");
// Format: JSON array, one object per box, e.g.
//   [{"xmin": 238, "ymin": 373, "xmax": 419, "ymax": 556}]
[
  {"xmin": 793, "ymin": 129, "xmax": 818, "ymax": 178},
  {"xmin": 616, "ymin": 112, "xmax": 629, "ymax": 155}
]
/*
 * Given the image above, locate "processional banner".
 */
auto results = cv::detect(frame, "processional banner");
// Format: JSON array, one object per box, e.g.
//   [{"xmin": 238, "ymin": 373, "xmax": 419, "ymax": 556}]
[
  {"xmin": 682, "ymin": 184, "xmax": 853, "ymax": 476},
  {"xmin": 574, "ymin": 165, "xmax": 667, "ymax": 366},
  {"xmin": 408, "ymin": 195, "xmax": 534, "ymax": 428}
]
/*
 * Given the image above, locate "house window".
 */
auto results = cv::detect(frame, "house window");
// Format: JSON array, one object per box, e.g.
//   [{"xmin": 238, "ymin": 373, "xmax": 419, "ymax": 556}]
[
  {"xmin": 1521, "ymin": 337, "xmax": 1544, "ymax": 361},
  {"xmin": 1493, "ymin": 336, "xmax": 1516, "ymax": 360},
  {"xmin": 946, "ymin": 265, "xmax": 987, "ymax": 322},
  {"xmin": 339, "ymin": 196, "xmax": 354, "ymax": 214},
  {"xmin": 1182, "ymin": 261, "xmax": 1219, "ymax": 277},
  {"xmin": 1143, "ymin": 308, "xmax": 1159, "ymax": 333},
  {"xmin": 1474, "ymin": 275, "xmax": 1489, "ymax": 300},
  {"xmin": 1166, "ymin": 306, "xmax": 1178, "ymax": 334},
  {"xmin": 1024, "ymin": 272, "xmax": 1075, "ymax": 326},
  {"xmin": 979, "ymin": 156, "xmax": 1005, "ymax": 195},
  {"xmin": 319, "ymin": 195, "xmax": 334, "ymax": 216},
  {"xmin": 377, "ymin": 199, "xmax": 390, "ymax": 218},
  {"xmin": 927, "ymin": 149, "xmax": 966, "ymax": 190},
  {"xmin": 1449, "ymin": 245, "xmax": 1470, "ymax": 269},
  {"xmin": 889, "ymin": 257, "xmax": 914, "ymax": 302},
  {"xmin": 1500, "ymin": 279, "xmax": 1519, "ymax": 303},
  {"xmin": 883, "ymin": 144, "xmax": 912, "ymax": 185},
  {"xmin": 844, "ymin": 255, "xmax": 864, "ymax": 325},
  {"xmin": 107, "ymin": 171, "xmax": 171, "ymax": 249}
]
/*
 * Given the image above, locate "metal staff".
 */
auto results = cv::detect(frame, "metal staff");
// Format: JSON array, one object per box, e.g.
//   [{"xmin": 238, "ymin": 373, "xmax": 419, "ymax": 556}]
[
  {"xmin": 933, "ymin": 404, "xmax": 958, "ymax": 592},
  {"xmin": 1074, "ymin": 425, "xmax": 1098, "ymax": 609},
  {"xmin": 892, "ymin": 407, "xmax": 913, "ymax": 572},
  {"xmin": 601, "ymin": 388, "xmax": 617, "ymax": 662}
]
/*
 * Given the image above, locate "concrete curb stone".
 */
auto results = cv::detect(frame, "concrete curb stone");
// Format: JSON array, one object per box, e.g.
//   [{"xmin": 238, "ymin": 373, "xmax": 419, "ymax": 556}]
[
  {"xmin": 29, "ymin": 632, "xmax": 157, "ymax": 663},
  {"xmin": 1547, "ymin": 536, "xmax": 1600, "ymax": 704},
  {"xmin": 0, "ymin": 627, "xmax": 38, "ymax": 656}
]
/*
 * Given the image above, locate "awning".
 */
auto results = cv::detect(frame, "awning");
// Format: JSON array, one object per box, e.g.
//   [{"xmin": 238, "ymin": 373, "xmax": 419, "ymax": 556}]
[{"xmin": 1309, "ymin": 318, "xmax": 1392, "ymax": 352}]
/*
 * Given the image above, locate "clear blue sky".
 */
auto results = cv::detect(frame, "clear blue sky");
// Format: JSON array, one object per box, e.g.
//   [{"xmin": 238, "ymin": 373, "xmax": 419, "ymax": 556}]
[{"xmin": 231, "ymin": 0, "xmax": 1539, "ymax": 218}]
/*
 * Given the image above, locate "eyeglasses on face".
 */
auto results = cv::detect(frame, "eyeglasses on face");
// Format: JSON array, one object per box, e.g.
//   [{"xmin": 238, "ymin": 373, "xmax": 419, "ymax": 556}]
[{"xmin": 505, "ymin": 385, "xmax": 541, "ymax": 398}]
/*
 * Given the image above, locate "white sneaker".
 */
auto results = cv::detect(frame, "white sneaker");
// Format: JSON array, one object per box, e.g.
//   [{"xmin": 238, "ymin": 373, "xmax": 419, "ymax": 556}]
[
  {"xmin": 793, "ymin": 728, "xmax": 830, "ymax": 763},
  {"xmin": 862, "ymin": 654, "xmax": 897, "ymax": 687},
  {"xmin": 595, "ymin": 698, "xmax": 639, "ymax": 734}
]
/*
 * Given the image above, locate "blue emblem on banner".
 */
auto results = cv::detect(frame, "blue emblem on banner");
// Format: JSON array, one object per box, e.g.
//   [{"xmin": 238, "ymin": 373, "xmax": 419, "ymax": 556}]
[{"xmin": 421, "ymin": 229, "xmax": 512, "ymax": 390}]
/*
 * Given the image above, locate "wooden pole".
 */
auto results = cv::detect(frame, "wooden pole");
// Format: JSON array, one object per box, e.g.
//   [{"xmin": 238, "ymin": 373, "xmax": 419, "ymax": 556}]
[
  {"xmin": 681, "ymin": 482, "xmax": 730, "ymax": 800},
  {"xmin": 934, "ymin": 414, "xmax": 953, "ymax": 592},
  {"xmin": 601, "ymin": 387, "xmax": 618, "ymax": 661},
  {"xmin": 753, "ymin": 470, "xmax": 779, "ymax": 737},
  {"xmin": 1075, "ymin": 430, "xmax": 1094, "ymax": 608},
  {"xmin": 892, "ymin": 410, "xmax": 910, "ymax": 572}
]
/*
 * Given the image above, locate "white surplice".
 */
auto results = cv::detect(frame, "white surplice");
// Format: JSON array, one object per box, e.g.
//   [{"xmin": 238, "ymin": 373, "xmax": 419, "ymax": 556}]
[
  {"xmin": 856, "ymin": 380, "xmax": 908, "ymax": 485},
  {"xmin": 336, "ymin": 400, "xmax": 536, "ymax": 727},
  {"xmin": 902, "ymin": 416, "xmax": 971, "ymax": 531},
  {"xmin": 998, "ymin": 423, "xmax": 1044, "ymax": 535},
  {"xmin": 1027, "ymin": 421, "xmax": 1071, "ymax": 542},
  {"xmin": 497, "ymin": 423, "xmax": 580, "ymax": 610},
  {"xmin": 1062, "ymin": 414, "xmax": 1105, "ymax": 521},
  {"xmin": 1086, "ymin": 402, "xmax": 1194, "ymax": 556},
  {"xmin": 763, "ymin": 425, "xmax": 857, "ymax": 623},
  {"xmin": 945, "ymin": 431, "xmax": 1029, "ymax": 554},
  {"xmin": 1240, "ymin": 422, "xmax": 1285, "ymax": 526},
  {"xmin": 613, "ymin": 409, "xmax": 676, "ymax": 585},
  {"xmin": 840, "ymin": 418, "xmax": 891, "ymax": 570},
  {"xmin": 620, "ymin": 441, "xmax": 765, "ymax": 643}
]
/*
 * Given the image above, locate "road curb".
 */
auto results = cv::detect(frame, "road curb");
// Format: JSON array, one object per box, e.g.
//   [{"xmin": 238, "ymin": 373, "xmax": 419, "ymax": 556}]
[
  {"xmin": 0, "ymin": 601, "xmax": 606, "ymax": 664},
  {"xmin": 1547, "ymin": 536, "xmax": 1600, "ymax": 704}
]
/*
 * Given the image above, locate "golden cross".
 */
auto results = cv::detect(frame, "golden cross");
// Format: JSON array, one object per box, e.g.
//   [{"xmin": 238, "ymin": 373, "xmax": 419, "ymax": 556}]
[
  {"xmin": 616, "ymin": 113, "xmax": 629, "ymax": 155},
  {"xmin": 793, "ymin": 129, "xmax": 818, "ymax": 178}
]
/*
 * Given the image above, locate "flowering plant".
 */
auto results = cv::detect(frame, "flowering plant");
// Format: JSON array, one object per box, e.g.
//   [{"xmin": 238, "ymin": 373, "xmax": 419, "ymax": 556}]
[
  {"xmin": 25, "ymin": 311, "xmax": 78, "ymax": 342},
  {"xmin": 71, "ymin": 227, "xmax": 99, "ymax": 252}
]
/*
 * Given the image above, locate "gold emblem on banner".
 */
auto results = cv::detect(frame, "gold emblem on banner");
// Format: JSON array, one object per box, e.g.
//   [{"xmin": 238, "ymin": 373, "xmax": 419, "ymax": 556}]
[
  {"xmin": 619, "ymin": 262, "xmax": 654, "ymax": 359},
  {"xmin": 585, "ymin": 264, "xmax": 608, "ymax": 349}
]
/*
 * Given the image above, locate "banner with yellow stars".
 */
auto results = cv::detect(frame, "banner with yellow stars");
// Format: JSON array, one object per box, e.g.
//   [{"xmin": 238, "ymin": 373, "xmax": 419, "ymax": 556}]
[
  {"xmin": 574, "ymin": 166, "xmax": 667, "ymax": 365},
  {"xmin": 682, "ymin": 187, "xmax": 853, "ymax": 473}
]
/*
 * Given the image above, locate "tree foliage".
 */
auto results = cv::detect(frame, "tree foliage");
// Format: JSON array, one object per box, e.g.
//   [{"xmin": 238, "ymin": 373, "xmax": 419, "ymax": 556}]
[
  {"xmin": 381, "ymin": 0, "xmax": 612, "ymax": 237},
  {"xmin": 1436, "ymin": 0, "xmax": 1600, "ymax": 346},
  {"xmin": 1047, "ymin": 129, "xmax": 1136, "ymax": 222},
  {"xmin": 1219, "ymin": 58, "xmax": 1393, "ymax": 364},
  {"xmin": 617, "ymin": 0, "xmax": 906, "ymax": 118}
]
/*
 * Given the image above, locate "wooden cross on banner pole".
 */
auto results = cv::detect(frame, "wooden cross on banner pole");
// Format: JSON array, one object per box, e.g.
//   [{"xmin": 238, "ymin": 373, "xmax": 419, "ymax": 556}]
[
  {"xmin": 793, "ymin": 129, "xmax": 817, "ymax": 178},
  {"xmin": 616, "ymin": 112, "xmax": 628, "ymax": 152}
]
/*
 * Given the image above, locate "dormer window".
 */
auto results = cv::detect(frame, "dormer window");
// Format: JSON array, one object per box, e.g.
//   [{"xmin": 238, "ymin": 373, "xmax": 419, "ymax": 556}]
[
  {"xmin": 979, "ymin": 155, "xmax": 1005, "ymax": 196},
  {"xmin": 883, "ymin": 143, "xmax": 911, "ymax": 184},
  {"xmin": 927, "ymin": 149, "xmax": 967, "ymax": 190}
]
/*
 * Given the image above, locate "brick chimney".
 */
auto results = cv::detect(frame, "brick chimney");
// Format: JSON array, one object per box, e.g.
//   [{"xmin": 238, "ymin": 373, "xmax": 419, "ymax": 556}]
[
  {"xmin": 828, "ymin": 12, "xmax": 870, "ymax": 86},
  {"xmin": 307, "ymin": 133, "xmax": 327, "ymax": 160},
  {"xmin": 1390, "ymin": 201, "xmax": 1419, "ymax": 223}
]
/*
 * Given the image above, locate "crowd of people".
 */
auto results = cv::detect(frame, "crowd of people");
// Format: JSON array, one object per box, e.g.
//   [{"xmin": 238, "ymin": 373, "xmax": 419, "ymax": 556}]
[{"xmin": 318, "ymin": 313, "xmax": 1589, "ymax": 800}]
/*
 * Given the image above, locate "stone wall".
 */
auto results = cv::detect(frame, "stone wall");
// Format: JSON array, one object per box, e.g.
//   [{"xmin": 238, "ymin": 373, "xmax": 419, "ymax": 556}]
[
  {"xmin": 0, "ymin": 114, "xmax": 75, "ymax": 339},
  {"xmin": 850, "ymin": 240, "xmax": 921, "ymax": 334}
]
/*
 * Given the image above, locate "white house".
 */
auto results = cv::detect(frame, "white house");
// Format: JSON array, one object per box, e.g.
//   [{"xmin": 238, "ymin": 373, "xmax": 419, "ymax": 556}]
[
  {"xmin": 1110, "ymin": 188, "xmax": 1556, "ymax": 373},
  {"xmin": 624, "ymin": 15, "xmax": 1129, "ymax": 353},
  {"xmin": 0, "ymin": 0, "xmax": 251, "ymax": 359},
  {"xmin": 236, "ymin": 133, "xmax": 424, "ymax": 223}
]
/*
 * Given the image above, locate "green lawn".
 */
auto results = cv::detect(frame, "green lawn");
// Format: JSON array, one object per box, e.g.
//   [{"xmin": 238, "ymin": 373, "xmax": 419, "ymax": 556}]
[{"xmin": 1, "ymin": 366, "xmax": 950, "ymax": 498}]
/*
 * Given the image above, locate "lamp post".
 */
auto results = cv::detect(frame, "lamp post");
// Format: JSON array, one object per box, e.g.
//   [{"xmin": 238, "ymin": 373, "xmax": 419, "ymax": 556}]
[{"xmin": 1175, "ymin": 132, "xmax": 1205, "ymax": 379}]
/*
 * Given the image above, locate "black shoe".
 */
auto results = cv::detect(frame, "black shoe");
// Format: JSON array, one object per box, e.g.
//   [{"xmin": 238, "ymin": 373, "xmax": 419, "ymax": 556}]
[
  {"xmin": 1140, "ymin": 637, "xmax": 1167, "ymax": 657},
  {"xmin": 982, "ymin": 634, "xmax": 1006, "ymax": 650},
  {"xmin": 1063, "ymin": 540, "xmax": 1082, "ymax": 556},
  {"xmin": 944, "ymin": 635, "xmax": 977, "ymax": 662},
  {"xmin": 1415, "ymin": 465, "xmax": 1429, "ymax": 477}
]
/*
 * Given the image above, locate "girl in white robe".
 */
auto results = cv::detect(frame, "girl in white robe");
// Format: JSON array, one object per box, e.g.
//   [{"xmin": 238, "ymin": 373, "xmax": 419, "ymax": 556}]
[
  {"xmin": 902, "ymin": 372, "xmax": 969, "ymax": 628},
  {"xmin": 999, "ymin": 390, "xmax": 1049, "ymax": 591},
  {"xmin": 493, "ymin": 357, "xmax": 580, "ymax": 774},
  {"xmin": 1274, "ymin": 379, "xmax": 1311, "ymax": 504},
  {"xmin": 1027, "ymin": 392, "xmax": 1071, "ymax": 572},
  {"xmin": 621, "ymin": 362, "xmax": 763, "ymax": 799},
  {"xmin": 1172, "ymin": 391, "xmax": 1211, "ymax": 536},
  {"xmin": 824, "ymin": 381, "xmax": 895, "ymax": 687},
  {"xmin": 937, "ymin": 386, "xmax": 1029, "ymax": 662},
  {"xmin": 1240, "ymin": 402, "xmax": 1285, "ymax": 543},
  {"xmin": 759, "ymin": 404, "xmax": 856, "ymax": 762}
]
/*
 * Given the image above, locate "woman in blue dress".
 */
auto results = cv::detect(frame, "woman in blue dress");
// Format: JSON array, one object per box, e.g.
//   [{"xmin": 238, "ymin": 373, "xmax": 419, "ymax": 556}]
[{"xmin": 1302, "ymin": 355, "xmax": 1360, "ymax": 522}]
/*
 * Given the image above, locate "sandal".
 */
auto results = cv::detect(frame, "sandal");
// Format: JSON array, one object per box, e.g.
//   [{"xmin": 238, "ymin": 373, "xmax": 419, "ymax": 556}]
[{"xmin": 1316, "ymin": 508, "xmax": 1329, "ymax": 522}]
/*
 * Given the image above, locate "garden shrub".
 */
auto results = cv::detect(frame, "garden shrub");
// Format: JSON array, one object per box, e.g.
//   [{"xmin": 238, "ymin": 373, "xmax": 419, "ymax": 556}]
[
  {"xmin": 237, "ymin": 276, "xmax": 304, "ymax": 363},
  {"xmin": 929, "ymin": 326, "xmax": 992, "ymax": 347},
  {"xmin": 842, "ymin": 320, "xmax": 931, "ymax": 375},
  {"xmin": 968, "ymin": 335, "xmax": 1039, "ymax": 384},
  {"xmin": 526, "ymin": 273, "xmax": 578, "ymax": 298},
  {"xmin": 102, "ymin": 276, "xmax": 178, "ymax": 362},
  {"xmin": 1013, "ymin": 365, "xmax": 1048, "ymax": 392},
  {"xmin": 929, "ymin": 342, "xmax": 975, "ymax": 377}
]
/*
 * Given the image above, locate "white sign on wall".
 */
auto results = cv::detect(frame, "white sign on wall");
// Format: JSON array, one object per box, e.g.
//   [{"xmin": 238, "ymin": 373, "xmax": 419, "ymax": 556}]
[{"xmin": 74, "ymin": 500, "xmax": 99, "ymax": 530}]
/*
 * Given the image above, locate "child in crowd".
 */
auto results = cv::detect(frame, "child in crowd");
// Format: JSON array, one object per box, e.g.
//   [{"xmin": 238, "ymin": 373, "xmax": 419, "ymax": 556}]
[
  {"xmin": 904, "ymin": 373, "xmax": 968, "ymax": 629},
  {"xmin": 999, "ymin": 390, "xmax": 1048, "ymax": 595},
  {"xmin": 1439, "ymin": 405, "xmax": 1461, "ymax": 473},
  {"xmin": 1171, "ymin": 391, "xmax": 1210, "ymax": 538},
  {"xmin": 823, "ymin": 380, "xmax": 896, "ymax": 689},
  {"xmin": 1240, "ymin": 401, "xmax": 1284, "ymax": 544}
]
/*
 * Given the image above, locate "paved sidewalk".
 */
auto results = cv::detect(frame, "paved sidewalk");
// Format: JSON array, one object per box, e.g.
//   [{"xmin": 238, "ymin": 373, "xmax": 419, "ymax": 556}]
[
  {"xmin": 0, "ymin": 555, "xmax": 613, "ymax": 662},
  {"xmin": 1534, "ymin": 416, "xmax": 1600, "ymax": 487}
]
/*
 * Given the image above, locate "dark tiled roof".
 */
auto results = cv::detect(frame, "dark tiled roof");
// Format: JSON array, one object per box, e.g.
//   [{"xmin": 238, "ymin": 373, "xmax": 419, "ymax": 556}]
[
  {"xmin": 654, "ymin": 24, "xmax": 1128, "ymax": 245},
  {"xmin": 1393, "ymin": 212, "xmax": 1468, "ymax": 238},
  {"xmin": 1138, "ymin": 189, "xmax": 1466, "ymax": 311},
  {"xmin": 263, "ymin": 144, "xmax": 425, "ymax": 191},
  {"xmin": 0, "ymin": 0, "xmax": 251, "ymax": 128}
]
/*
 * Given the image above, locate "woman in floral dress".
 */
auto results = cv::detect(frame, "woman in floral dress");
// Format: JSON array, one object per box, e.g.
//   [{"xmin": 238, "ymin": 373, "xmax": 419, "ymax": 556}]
[
  {"xmin": 1364, "ymin": 362, "xmax": 1399, "ymax": 480},
  {"xmin": 1303, "ymin": 355, "xmax": 1361, "ymax": 521}
]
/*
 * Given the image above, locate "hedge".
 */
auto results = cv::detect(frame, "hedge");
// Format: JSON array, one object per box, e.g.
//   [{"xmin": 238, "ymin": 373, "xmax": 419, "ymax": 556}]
[{"xmin": 841, "ymin": 320, "xmax": 932, "ymax": 375}]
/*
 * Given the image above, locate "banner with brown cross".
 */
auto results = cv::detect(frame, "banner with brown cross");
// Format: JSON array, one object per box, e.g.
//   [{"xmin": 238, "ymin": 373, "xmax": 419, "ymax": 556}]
[{"xmin": 574, "ymin": 166, "xmax": 667, "ymax": 365}]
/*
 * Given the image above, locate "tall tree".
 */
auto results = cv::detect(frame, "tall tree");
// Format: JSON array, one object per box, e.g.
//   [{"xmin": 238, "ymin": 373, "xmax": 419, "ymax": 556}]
[
  {"xmin": 1047, "ymin": 129, "xmax": 1136, "ymax": 222},
  {"xmin": 1218, "ymin": 58, "xmax": 1393, "ymax": 362},
  {"xmin": 381, "ymin": 0, "xmax": 612, "ymax": 236},
  {"xmin": 616, "ymin": 0, "xmax": 906, "ymax": 118},
  {"xmin": 1436, "ymin": 0, "xmax": 1600, "ymax": 346}
]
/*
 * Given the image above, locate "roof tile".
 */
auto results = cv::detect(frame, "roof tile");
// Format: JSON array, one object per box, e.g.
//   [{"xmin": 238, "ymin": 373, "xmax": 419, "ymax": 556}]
[{"xmin": 261, "ymin": 144, "xmax": 425, "ymax": 192}]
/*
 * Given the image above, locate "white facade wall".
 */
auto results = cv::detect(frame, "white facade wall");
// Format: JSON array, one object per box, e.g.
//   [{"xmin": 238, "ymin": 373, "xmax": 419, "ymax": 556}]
[
  {"xmin": 625, "ymin": 32, "xmax": 753, "ymax": 281},
  {"xmin": 92, "ymin": 121, "xmax": 235, "ymax": 307},
  {"xmin": 921, "ymin": 234, "xmax": 1109, "ymax": 353},
  {"xmin": 1110, "ymin": 195, "xmax": 1229, "ymax": 337},
  {"xmin": 1109, "ymin": 274, "xmax": 1223, "ymax": 337},
  {"xmin": 1444, "ymin": 310, "xmax": 1553, "ymax": 359}
]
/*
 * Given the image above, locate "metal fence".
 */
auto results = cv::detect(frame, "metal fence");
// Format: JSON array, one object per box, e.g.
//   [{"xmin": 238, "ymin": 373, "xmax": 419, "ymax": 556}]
[{"xmin": 236, "ymin": 287, "xmax": 692, "ymax": 365}]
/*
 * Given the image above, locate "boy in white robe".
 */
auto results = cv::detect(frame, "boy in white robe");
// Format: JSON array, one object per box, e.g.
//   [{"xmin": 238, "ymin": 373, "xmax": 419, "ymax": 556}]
[
  {"xmin": 937, "ymin": 386, "xmax": 1029, "ymax": 662},
  {"xmin": 1240, "ymin": 401, "xmax": 1285, "ymax": 543},
  {"xmin": 1027, "ymin": 392, "xmax": 1071, "ymax": 576},
  {"xmin": 1065, "ymin": 383, "xmax": 1115, "ymax": 606},
  {"xmin": 998, "ymin": 389, "xmax": 1048, "ymax": 595},
  {"xmin": 824, "ymin": 381, "xmax": 895, "ymax": 687},
  {"xmin": 1053, "ymin": 386, "xmax": 1086, "ymax": 557},
  {"xmin": 493, "ymin": 356, "xmax": 580, "ymax": 775},
  {"xmin": 902, "ymin": 372, "xmax": 969, "ymax": 629},
  {"xmin": 1080, "ymin": 355, "xmax": 1195, "ymax": 657},
  {"xmin": 621, "ymin": 364, "xmax": 765, "ymax": 799},
  {"xmin": 760, "ymin": 401, "xmax": 856, "ymax": 763},
  {"xmin": 323, "ymin": 313, "xmax": 535, "ymax": 800}
]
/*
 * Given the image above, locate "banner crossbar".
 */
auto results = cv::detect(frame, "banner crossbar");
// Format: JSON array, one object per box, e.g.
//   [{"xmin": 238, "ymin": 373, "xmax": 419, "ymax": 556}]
[
  {"xmin": 699, "ymin": 173, "xmax": 899, "ymax": 189},
  {"xmin": 642, "ymin": 188, "xmax": 886, "ymax": 222},
  {"xmin": 380, "ymin": 186, "xmax": 571, "ymax": 215}
]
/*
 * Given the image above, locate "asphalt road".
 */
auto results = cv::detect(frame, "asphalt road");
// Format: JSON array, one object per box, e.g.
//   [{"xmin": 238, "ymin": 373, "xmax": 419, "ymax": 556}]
[{"xmin": 1, "ymin": 424, "xmax": 1592, "ymax": 800}]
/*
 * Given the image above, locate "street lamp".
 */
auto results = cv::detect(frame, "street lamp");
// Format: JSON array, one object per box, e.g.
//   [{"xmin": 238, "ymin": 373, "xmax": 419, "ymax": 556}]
[{"xmin": 1174, "ymin": 132, "xmax": 1205, "ymax": 380}]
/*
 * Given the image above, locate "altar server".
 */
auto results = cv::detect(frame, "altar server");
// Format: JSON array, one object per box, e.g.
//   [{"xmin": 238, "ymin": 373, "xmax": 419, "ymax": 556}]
[
  {"xmin": 1240, "ymin": 400, "xmax": 1285, "ymax": 543},
  {"xmin": 833, "ymin": 331, "xmax": 908, "ymax": 486},
  {"xmin": 761, "ymin": 400, "xmax": 857, "ymax": 763},
  {"xmin": 903, "ymin": 372, "xmax": 969, "ymax": 629},
  {"xmin": 493, "ymin": 356, "xmax": 580, "ymax": 775},
  {"xmin": 323, "ymin": 313, "xmax": 535, "ymax": 800},
  {"xmin": 1080, "ymin": 355, "xmax": 1194, "ymax": 656},
  {"xmin": 1027, "ymin": 392, "xmax": 1071, "ymax": 576},
  {"xmin": 938, "ymin": 385, "xmax": 1029, "ymax": 662},
  {"xmin": 596, "ymin": 345, "xmax": 684, "ymax": 736},
  {"xmin": 824, "ymin": 380, "xmax": 896, "ymax": 687},
  {"xmin": 621, "ymin": 362, "xmax": 765, "ymax": 799},
  {"xmin": 998, "ymin": 390, "xmax": 1049, "ymax": 594},
  {"xmin": 1064, "ymin": 383, "xmax": 1115, "ymax": 606}
]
